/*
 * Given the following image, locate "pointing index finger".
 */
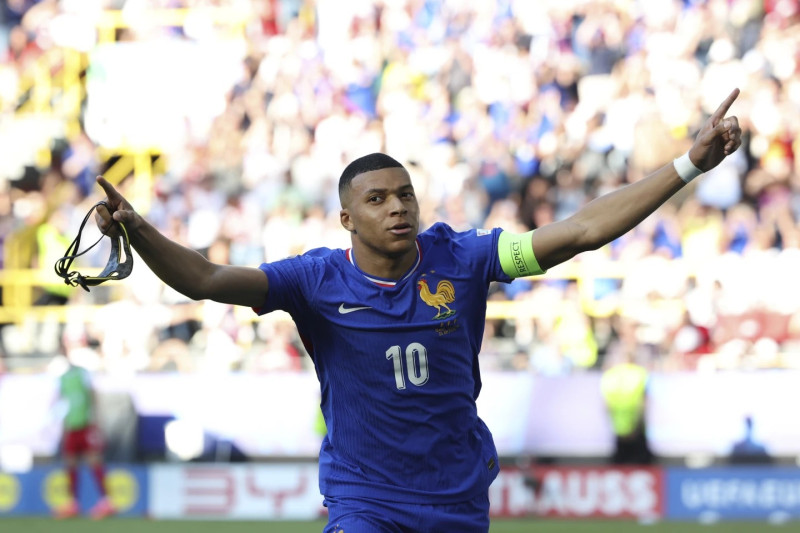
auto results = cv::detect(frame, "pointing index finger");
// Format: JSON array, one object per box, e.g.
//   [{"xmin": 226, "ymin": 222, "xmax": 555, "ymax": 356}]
[
  {"xmin": 96, "ymin": 176, "xmax": 121, "ymax": 202},
  {"xmin": 711, "ymin": 88, "xmax": 740, "ymax": 123}
]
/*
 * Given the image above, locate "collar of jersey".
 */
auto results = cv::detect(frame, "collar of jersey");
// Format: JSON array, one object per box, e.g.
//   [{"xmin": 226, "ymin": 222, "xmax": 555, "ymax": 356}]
[{"xmin": 345, "ymin": 240, "xmax": 422, "ymax": 287}]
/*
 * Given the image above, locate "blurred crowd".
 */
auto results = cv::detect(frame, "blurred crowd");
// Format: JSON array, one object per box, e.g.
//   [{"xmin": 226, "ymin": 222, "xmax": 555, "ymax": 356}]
[{"xmin": 2, "ymin": 0, "xmax": 800, "ymax": 377}]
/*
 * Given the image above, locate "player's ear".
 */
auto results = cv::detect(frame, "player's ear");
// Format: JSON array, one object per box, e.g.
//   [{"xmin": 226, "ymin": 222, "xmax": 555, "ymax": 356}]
[{"xmin": 340, "ymin": 208, "xmax": 355, "ymax": 233}]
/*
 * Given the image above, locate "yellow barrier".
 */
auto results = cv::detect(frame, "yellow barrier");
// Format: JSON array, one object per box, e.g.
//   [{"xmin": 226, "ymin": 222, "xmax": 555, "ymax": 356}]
[
  {"xmin": 95, "ymin": 7, "xmax": 251, "ymax": 43},
  {"xmin": 4, "ymin": 6, "xmax": 253, "ymax": 323},
  {"xmin": 0, "ymin": 261, "xmax": 683, "ymax": 325}
]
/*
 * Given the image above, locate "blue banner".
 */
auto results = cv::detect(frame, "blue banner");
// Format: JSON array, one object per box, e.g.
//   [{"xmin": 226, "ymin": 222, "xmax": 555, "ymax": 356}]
[
  {"xmin": 0, "ymin": 464, "xmax": 147, "ymax": 517},
  {"xmin": 666, "ymin": 467, "xmax": 800, "ymax": 521}
]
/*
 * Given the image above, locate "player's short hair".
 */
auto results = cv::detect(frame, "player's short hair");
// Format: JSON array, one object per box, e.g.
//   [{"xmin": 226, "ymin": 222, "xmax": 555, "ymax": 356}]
[{"xmin": 339, "ymin": 153, "xmax": 405, "ymax": 204}]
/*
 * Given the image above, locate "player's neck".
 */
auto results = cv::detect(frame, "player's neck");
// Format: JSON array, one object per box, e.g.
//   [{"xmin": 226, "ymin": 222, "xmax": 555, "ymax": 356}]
[{"xmin": 350, "ymin": 243, "xmax": 418, "ymax": 280}]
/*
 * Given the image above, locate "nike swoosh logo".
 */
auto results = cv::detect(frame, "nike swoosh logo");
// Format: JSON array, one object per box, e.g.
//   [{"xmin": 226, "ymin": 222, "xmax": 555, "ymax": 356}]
[{"xmin": 338, "ymin": 303, "xmax": 372, "ymax": 314}]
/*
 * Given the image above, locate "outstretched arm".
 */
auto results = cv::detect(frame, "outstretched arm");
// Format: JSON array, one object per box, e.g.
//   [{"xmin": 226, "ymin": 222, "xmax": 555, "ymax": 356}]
[
  {"xmin": 531, "ymin": 88, "xmax": 742, "ymax": 271},
  {"xmin": 94, "ymin": 177, "xmax": 268, "ymax": 307}
]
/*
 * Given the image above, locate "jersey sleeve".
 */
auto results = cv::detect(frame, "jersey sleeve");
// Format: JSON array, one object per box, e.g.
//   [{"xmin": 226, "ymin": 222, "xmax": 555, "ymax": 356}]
[
  {"xmin": 484, "ymin": 227, "xmax": 514, "ymax": 283},
  {"xmin": 252, "ymin": 253, "xmax": 326, "ymax": 316},
  {"xmin": 429, "ymin": 223, "xmax": 512, "ymax": 284}
]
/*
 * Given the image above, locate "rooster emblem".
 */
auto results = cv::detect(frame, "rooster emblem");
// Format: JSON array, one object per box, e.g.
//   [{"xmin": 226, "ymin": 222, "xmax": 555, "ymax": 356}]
[{"xmin": 417, "ymin": 278, "xmax": 456, "ymax": 320}]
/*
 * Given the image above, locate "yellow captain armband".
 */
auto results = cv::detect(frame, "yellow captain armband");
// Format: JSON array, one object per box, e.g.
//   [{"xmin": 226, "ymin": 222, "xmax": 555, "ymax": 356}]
[{"xmin": 498, "ymin": 230, "xmax": 546, "ymax": 278}]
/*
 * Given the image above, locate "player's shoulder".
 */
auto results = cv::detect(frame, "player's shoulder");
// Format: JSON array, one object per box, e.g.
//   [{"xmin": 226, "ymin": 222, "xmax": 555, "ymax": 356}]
[
  {"xmin": 271, "ymin": 246, "xmax": 344, "ymax": 265},
  {"xmin": 263, "ymin": 247, "xmax": 346, "ymax": 280},
  {"xmin": 300, "ymin": 246, "xmax": 342, "ymax": 260},
  {"xmin": 421, "ymin": 222, "xmax": 499, "ymax": 244}
]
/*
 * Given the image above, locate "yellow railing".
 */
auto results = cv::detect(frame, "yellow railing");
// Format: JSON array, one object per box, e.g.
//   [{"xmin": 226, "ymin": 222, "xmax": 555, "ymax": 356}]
[
  {"xmin": 5, "ymin": 6, "xmax": 253, "ymax": 316},
  {"xmin": 15, "ymin": 47, "xmax": 86, "ymax": 120},
  {"xmin": 0, "ymin": 260, "xmax": 686, "ymax": 325},
  {"xmin": 97, "ymin": 148, "xmax": 167, "ymax": 214},
  {"xmin": 12, "ymin": 46, "xmax": 88, "ymax": 171},
  {"xmin": 95, "ymin": 7, "xmax": 251, "ymax": 43},
  {"xmin": 11, "ymin": 7, "xmax": 250, "ymax": 211}
]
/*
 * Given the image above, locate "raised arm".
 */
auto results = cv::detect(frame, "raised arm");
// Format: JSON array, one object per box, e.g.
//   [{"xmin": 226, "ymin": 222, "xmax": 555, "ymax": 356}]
[
  {"xmin": 531, "ymin": 88, "xmax": 742, "ymax": 271},
  {"xmin": 94, "ymin": 177, "xmax": 269, "ymax": 307}
]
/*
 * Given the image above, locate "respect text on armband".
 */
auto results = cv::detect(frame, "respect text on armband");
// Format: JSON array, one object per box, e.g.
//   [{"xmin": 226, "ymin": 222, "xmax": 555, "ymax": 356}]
[{"xmin": 511, "ymin": 241, "xmax": 528, "ymax": 275}]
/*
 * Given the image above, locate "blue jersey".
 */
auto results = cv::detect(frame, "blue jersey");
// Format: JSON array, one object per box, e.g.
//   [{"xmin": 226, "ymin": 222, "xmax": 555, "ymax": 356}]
[{"xmin": 255, "ymin": 222, "xmax": 512, "ymax": 503}]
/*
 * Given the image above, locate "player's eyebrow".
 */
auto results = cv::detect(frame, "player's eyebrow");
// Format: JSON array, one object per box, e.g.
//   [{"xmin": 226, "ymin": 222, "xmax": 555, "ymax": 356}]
[{"xmin": 363, "ymin": 184, "xmax": 414, "ymax": 196}]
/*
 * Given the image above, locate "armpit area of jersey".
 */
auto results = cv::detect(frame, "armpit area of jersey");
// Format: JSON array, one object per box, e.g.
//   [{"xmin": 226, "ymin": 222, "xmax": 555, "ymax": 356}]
[{"xmin": 54, "ymin": 201, "xmax": 134, "ymax": 292}]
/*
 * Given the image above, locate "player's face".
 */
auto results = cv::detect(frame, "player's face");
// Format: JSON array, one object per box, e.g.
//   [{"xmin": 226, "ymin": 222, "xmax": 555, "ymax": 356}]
[{"xmin": 340, "ymin": 167, "xmax": 420, "ymax": 259}]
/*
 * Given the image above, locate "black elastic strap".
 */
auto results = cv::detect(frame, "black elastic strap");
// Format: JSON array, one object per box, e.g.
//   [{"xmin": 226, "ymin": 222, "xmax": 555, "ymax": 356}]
[{"xmin": 54, "ymin": 201, "xmax": 134, "ymax": 292}]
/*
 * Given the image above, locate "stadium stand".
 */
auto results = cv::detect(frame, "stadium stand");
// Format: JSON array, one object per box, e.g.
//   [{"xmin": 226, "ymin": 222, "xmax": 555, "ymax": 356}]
[{"xmin": 1, "ymin": 0, "xmax": 799, "ymax": 380}]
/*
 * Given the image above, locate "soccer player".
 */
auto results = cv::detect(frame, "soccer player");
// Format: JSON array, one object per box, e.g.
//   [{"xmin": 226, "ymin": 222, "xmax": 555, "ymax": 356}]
[
  {"xmin": 54, "ymin": 351, "xmax": 115, "ymax": 519},
  {"xmin": 94, "ymin": 89, "xmax": 741, "ymax": 531}
]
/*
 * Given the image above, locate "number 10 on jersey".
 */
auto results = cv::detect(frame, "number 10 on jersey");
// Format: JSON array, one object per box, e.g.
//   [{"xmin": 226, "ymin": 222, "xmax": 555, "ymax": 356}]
[{"xmin": 386, "ymin": 343, "xmax": 429, "ymax": 389}]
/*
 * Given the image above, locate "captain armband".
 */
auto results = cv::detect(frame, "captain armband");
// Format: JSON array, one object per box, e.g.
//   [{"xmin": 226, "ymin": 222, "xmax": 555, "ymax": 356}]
[{"xmin": 498, "ymin": 230, "xmax": 546, "ymax": 278}]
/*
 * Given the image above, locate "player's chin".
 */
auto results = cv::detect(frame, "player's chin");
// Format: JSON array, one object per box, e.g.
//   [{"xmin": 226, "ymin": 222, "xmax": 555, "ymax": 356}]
[{"xmin": 383, "ymin": 237, "xmax": 417, "ymax": 256}]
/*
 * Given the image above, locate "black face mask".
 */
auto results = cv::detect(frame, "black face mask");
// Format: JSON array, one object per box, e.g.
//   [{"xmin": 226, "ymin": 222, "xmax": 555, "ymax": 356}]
[{"xmin": 54, "ymin": 201, "xmax": 134, "ymax": 292}]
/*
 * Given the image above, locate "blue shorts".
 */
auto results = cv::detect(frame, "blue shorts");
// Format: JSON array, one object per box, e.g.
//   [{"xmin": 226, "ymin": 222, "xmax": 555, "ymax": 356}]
[{"xmin": 322, "ymin": 493, "xmax": 490, "ymax": 533}]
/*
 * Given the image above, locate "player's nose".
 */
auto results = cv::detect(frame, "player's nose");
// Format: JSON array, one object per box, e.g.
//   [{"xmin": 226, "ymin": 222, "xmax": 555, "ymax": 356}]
[{"xmin": 388, "ymin": 195, "xmax": 407, "ymax": 215}]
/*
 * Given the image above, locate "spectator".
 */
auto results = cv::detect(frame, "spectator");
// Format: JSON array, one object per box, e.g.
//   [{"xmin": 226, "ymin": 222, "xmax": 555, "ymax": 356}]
[
  {"xmin": 52, "ymin": 334, "xmax": 114, "ymax": 519},
  {"xmin": 600, "ymin": 351, "xmax": 654, "ymax": 465},
  {"xmin": 729, "ymin": 415, "xmax": 773, "ymax": 465}
]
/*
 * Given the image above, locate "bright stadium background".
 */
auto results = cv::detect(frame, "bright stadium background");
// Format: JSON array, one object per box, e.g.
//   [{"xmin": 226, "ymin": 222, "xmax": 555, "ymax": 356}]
[{"xmin": 2, "ymin": 0, "xmax": 800, "ymax": 530}]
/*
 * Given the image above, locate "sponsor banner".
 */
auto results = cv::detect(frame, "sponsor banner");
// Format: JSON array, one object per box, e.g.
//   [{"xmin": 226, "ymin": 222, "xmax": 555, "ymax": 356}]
[
  {"xmin": 0, "ymin": 464, "xmax": 147, "ymax": 516},
  {"xmin": 0, "ymin": 374, "xmax": 63, "ymax": 456},
  {"xmin": 489, "ymin": 466, "xmax": 664, "ymax": 519},
  {"xmin": 647, "ymin": 372, "xmax": 800, "ymax": 458},
  {"xmin": 117, "ymin": 373, "xmax": 325, "ymax": 457},
  {"xmin": 666, "ymin": 467, "xmax": 800, "ymax": 521},
  {"xmin": 4, "ymin": 371, "xmax": 800, "ymax": 459},
  {"xmin": 517, "ymin": 373, "xmax": 613, "ymax": 456},
  {"xmin": 149, "ymin": 463, "xmax": 325, "ymax": 520}
]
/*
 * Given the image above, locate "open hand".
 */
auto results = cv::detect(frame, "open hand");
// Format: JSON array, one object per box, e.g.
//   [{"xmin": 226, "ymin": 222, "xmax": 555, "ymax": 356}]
[{"xmin": 688, "ymin": 88, "xmax": 743, "ymax": 172}]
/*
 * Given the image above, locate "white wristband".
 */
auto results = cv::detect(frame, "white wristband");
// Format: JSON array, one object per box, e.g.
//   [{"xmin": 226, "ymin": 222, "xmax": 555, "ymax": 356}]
[{"xmin": 673, "ymin": 152, "xmax": 703, "ymax": 183}]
